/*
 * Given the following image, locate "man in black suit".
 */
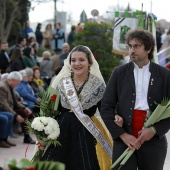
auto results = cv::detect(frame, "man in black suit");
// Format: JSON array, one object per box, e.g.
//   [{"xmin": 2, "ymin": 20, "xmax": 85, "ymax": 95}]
[
  {"xmin": 101, "ymin": 29, "xmax": 170, "ymax": 170},
  {"xmin": 0, "ymin": 42, "xmax": 10, "ymax": 73}
]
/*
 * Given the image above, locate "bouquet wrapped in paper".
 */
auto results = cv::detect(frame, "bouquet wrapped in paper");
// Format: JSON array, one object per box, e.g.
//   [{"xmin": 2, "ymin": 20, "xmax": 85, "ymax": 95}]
[
  {"xmin": 26, "ymin": 86, "xmax": 60, "ymax": 161},
  {"xmin": 111, "ymin": 98, "xmax": 170, "ymax": 169}
]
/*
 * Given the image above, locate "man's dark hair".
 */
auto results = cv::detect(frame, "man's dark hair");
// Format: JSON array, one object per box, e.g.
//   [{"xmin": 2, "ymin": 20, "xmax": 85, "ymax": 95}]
[
  {"xmin": 126, "ymin": 29, "xmax": 155, "ymax": 60},
  {"xmin": 71, "ymin": 25, "xmax": 76, "ymax": 31},
  {"xmin": 23, "ymin": 46, "xmax": 32, "ymax": 56},
  {"xmin": 17, "ymin": 36, "xmax": 25, "ymax": 44},
  {"xmin": 57, "ymin": 22, "xmax": 61, "ymax": 26}
]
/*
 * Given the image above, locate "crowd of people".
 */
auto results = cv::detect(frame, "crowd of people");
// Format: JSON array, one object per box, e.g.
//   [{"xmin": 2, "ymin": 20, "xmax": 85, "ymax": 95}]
[
  {"xmin": 0, "ymin": 21, "xmax": 76, "ymax": 149},
  {"xmin": 0, "ymin": 25, "xmax": 170, "ymax": 170},
  {"xmin": 22, "ymin": 21, "xmax": 81, "ymax": 52}
]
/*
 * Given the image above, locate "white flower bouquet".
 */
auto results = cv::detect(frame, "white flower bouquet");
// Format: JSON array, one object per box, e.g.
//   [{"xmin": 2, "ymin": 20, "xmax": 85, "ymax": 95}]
[
  {"xmin": 26, "ymin": 87, "xmax": 60, "ymax": 161},
  {"xmin": 111, "ymin": 98, "xmax": 170, "ymax": 169}
]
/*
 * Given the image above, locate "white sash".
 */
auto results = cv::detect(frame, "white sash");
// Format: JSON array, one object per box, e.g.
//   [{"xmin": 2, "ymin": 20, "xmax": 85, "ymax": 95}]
[{"xmin": 62, "ymin": 77, "xmax": 112, "ymax": 158}]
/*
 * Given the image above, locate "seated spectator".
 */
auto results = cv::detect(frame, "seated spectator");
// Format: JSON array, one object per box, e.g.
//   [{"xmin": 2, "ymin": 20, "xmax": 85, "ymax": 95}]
[
  {"xmin": 31, "ymin": 42, "xmax": 40, "ymax": 66},
  {"xmin": 8, "ymin": 36, "xmax": 26, "ymax": 58},
  {"xmin": 0, "ymin": 42, "xmax": 10, "ymax": 74},
  {"xmin": 26, "ymin": 36, "xmax": 35, "ymax": 47},
  {"xmin": 15, "ymin": 91, "xmax": 27, "ymax": 107},
  {"xmin": 32, "ymin": 66, "xmax": 46, "ymax": 89},
  {"xmin": 40, "ymin": 51, "xmax": 53, "ymax": 78},
  {"xmin": 0, "ymin": 71, "xmax": 35, "ymax": 144},
  {"xmin": 23, "ymin": 46, "xmax": 37, "ymax": 68},
  {"xmin": 0, "ymin": 112, "xmax": 16, "ymax": 148},
  {"xmin": 51, "ymin": 54, "xmax": 60, "ymax": 76},
  {"xmin": 25, "ymin": 67, "xmax": 39, "ymax": 95},
  {"xmin": 1, "ymin": 73, "xmax": 9, "ymax": 80},
  {"xmin": 50, "ymin": 66, "xmax": 62, "ymax": 85},
  {"xmin": 40, "ymin": 51, "xmax": 53, "ymax": 86},
  {"xmin": 15, "ymin": 70, "xmax": 40, "ymax": 114},
  {"xmin": 59, "ymin": 43, "xmax": 70, "ymax": 66},
  {"xmin": 10, "ymin": 47, "xmax": 26, "ymax": 71}
]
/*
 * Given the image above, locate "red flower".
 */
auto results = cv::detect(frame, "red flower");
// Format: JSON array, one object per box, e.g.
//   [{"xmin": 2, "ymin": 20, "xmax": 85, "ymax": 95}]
[
  {"xmin": 94, "ymin": 54, "xmax": 98, "ymax": 59},
  {"xmin": 51, "ymin": 94, "xmax": 57, "ymax": 102},
  {"xmin": 166, "ymin": 64, "xmax": 170, "ymax": 69},
  {"xmin": 25, "ymin": 168, "xmax": 36, "ymax": 170}
]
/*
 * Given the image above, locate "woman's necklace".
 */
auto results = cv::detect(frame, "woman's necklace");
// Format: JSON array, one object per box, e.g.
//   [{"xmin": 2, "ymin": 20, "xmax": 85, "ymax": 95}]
[{"xmin": 71, "ymin": 74, "xmax": 89, "ymax": 99}]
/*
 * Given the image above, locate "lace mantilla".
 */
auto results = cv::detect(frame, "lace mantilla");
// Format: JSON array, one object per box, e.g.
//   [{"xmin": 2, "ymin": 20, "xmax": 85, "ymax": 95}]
[{"xmin": 57, "ymin": 74, "xmax": 106, "ymax": 110}]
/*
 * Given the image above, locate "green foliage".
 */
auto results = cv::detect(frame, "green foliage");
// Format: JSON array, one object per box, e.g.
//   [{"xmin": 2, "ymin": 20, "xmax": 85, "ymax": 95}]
[
  {"xmin": 38, "ymin": 88, "xmax": 57, "ymax": 118},
  {"xmin": 160, "ymin": 97, "xmax": 170, "ymax": 106},
  {"xmin": 7, "ymin": 158, "xmax": 65, "ymax": 170},
  {"xmin": 8, "ymin": 21, "xmax": 22, "ymax": 46},
  {"xmin": 3, "ymin": 0, "xmax": 31, "ymax": 45},
  {"xmin": 25, "ymin": 87, "xmax": 60, "ymax": 161},
  {"xmin": 38, "ymin": 86, "xmax": 60, "ymax": 117},
  {"xmin": 73, "ymin": 22, "xmax": 120, "ymax": 83}
]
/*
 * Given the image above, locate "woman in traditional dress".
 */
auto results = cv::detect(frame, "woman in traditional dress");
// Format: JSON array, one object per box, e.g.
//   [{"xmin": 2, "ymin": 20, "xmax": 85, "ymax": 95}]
[{"xmin": 41, "ymin": 45, "xmax": 123, "ymax": 170}]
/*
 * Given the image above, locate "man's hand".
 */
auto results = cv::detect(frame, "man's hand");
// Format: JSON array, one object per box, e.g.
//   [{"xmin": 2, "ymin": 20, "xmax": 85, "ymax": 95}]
[
  {"xmin": 120, "ymin": 133, "xmax": 140, "ymax": 150},
  {"xmin": 16, "ymin": 115, "xmax": 24, "ymax": 122},
  {"xmin": 24, "ymin": 107, "xmax": 32, "ymax": 115},
  {"xmin": 114, "ymin": 114, "xmax": 123, "ymax": 127},
  {"xmin": 134, "ymin": 128, "xmax": 155, "ymax": 148}
]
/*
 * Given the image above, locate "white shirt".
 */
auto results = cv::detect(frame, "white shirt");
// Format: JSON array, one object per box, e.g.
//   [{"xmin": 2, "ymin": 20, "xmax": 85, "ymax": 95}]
[{"xmin": 133, "ymin": 62, "xmax": 151, "ymax": 111}]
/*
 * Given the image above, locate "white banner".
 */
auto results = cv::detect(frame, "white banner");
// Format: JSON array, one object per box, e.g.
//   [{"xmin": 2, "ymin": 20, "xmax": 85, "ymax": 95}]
[{"xmin": 113, "ymin": 17, "xmax": 138, "ymax": 52}]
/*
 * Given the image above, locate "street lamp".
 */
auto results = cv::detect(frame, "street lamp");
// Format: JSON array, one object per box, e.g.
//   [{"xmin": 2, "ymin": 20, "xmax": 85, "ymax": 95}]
[{"xmin": 54, "ymin": 0, "xmax": 57, "ymax": 24}]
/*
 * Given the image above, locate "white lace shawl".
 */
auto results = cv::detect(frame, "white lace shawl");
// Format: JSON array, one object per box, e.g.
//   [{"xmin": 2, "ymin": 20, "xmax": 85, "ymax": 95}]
[{"xmin": 57, "ymin": 74, "xmax": 106, "ymax": 110}]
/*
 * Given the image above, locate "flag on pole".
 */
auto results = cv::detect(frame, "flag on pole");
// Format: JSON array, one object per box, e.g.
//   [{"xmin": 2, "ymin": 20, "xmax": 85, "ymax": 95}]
[{"xmin": 112, "ymin": 10, "xmax": 158, "ymax": 64}]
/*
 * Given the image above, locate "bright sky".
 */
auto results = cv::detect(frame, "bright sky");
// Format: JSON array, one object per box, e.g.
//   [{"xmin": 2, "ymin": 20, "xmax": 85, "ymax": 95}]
[{"xmin": 29, "ymin": 0, "xmax": 170, "ymax": 23}]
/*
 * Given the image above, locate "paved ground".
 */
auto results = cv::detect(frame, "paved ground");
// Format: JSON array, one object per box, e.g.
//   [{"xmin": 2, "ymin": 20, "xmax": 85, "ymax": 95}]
[
  {"xmin": 0, "ymin": 134, "xmax": 35, "ymax": 169},
  {"xmin": 0, "ymin": 132, "xmax": 170, "ymax": 169}
]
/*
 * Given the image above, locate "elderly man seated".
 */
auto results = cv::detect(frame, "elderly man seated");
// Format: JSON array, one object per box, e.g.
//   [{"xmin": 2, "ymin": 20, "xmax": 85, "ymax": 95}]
[{"xmin": 0, "ymin": 71, "xmax": 35, "ymax": 144}]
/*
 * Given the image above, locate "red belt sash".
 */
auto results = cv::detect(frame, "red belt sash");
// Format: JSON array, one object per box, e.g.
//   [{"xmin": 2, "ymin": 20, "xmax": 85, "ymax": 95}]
[{"xmin": 132, "ymin": 110, "xmax": 147, "ymax": 138}]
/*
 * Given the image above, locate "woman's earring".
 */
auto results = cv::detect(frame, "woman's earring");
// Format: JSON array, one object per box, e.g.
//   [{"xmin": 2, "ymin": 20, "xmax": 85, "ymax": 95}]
[
  {"xmin": 70, "ymin": 68, "xmax": 74, "ymax": 77},
  {"xmin": 70, "ymin": 67, "xmax": 73, "ymax": 73},
  {"xmin": 88, "ymin": 66, "xmax": 90, "ymax": 72}
]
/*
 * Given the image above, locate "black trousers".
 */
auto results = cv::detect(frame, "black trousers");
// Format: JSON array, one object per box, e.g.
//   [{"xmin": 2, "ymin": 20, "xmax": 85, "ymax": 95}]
[
  {"xmin": 112, "ymin": 135, "xmax": 167, "ymax": 170},
  {"xmin": 14, "ymin": 109, "xmax": 34, "ymax": 134}
]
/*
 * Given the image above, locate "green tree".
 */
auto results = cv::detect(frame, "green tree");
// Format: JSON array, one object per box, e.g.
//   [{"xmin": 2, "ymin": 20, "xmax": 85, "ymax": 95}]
[
  {"xmin": 0, "ymin": 0, "xmax": 31, "ymax": 44},
  {"xmin": 73, "ymin": 22, "xmax": 120, "ymax": 83}
]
